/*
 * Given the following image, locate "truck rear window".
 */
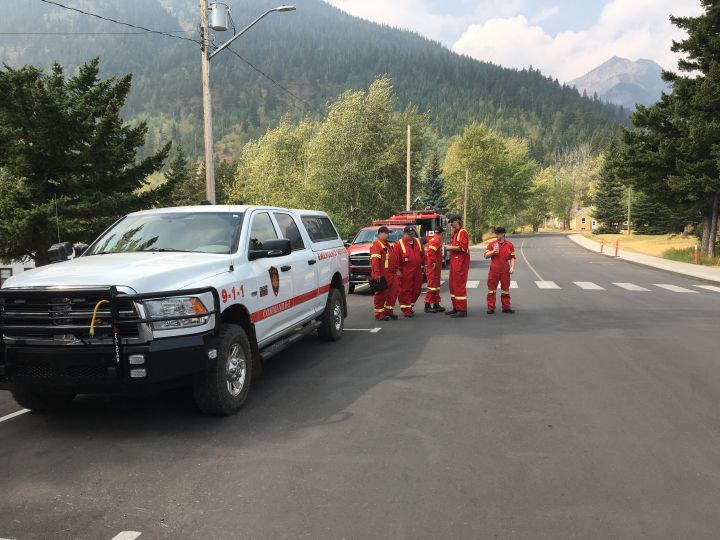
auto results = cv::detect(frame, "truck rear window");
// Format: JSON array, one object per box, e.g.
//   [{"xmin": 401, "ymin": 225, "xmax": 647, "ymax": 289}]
[{"xmin": 301, "ymin": 216, "xmax": 339, "ymax": 243}]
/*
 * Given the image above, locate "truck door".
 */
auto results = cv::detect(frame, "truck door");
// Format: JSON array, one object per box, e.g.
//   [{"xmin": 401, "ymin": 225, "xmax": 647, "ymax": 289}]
[
  {"xmin": 246, "ymin": 211, "xmax": 295, "ymax": 342},
  {"xmin": 272, "ymin": 211, "xmax": 319, "ymax": 324}
]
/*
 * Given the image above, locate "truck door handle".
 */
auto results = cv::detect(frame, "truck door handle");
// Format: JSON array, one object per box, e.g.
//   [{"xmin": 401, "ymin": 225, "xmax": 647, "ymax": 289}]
[
  {"xmin": 308, "ymin": 259, "xmax": 317, "ymax": 265},
  {"xmin": 281, "ymin": 265, "xmax": 292, "ymax": 272}
]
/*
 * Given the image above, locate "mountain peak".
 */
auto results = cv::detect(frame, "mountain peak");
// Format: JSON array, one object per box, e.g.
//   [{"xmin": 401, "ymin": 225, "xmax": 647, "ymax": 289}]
[{"xmin": 569, "ymin": 57, "xmax": 667, "ymax": 110}]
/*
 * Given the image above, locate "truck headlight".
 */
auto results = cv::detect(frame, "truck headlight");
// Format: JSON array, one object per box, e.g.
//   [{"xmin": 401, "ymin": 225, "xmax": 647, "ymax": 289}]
[{"xmin": 144, "ymin": 297, "xmax": 210, "ymax": 330}]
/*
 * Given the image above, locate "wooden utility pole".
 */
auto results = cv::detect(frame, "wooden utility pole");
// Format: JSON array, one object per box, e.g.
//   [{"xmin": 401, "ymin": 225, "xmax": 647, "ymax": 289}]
[
  {"xmin": 406, "ymin": 125, "xmax": 411, "ymax": 211},
  {"xmin": 200, "ymin": 0, "xmax": 216, "ymax": 204},
  {"xmin": 463, "ymin": 169, "xmax": 469, "ymax": 225}
]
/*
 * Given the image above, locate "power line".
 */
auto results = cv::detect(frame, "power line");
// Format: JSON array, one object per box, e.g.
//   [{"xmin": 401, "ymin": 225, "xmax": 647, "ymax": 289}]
[
  {"xmin": 223, "ymin": 46, "xmax": 322, "ymax": 115},
  {"xmin": 0, "ymin": 31, "xmax": 194, "ymax": 35},
  {"xmin": 37, "ymin": 0, "xmax": 200, "ymax": 45}
]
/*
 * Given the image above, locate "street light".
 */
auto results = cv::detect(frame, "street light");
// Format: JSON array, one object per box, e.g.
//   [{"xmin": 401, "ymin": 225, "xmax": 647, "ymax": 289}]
[{"xmin": 199, "ymin": 2, "xmax": 296, "ymax": 204}]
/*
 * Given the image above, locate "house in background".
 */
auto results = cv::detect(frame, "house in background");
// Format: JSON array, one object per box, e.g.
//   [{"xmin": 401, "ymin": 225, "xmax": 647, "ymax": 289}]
[
  {"xmin": 571, "ymin": 207, "xmax": 598, "ymax": 232},
  {"xmin": 0, "ymin": 259, "xmax": 36, "ymax": 286}
]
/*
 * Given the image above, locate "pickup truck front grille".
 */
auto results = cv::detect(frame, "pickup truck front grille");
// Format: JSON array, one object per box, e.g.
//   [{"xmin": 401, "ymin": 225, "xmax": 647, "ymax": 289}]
[
  {"xmin": 0, "ymin": 292, "xmax": 139, "ymax": 342},
  {"xmin": 349, "ymin": 255, "xmax": 371, "ymax": 268}
]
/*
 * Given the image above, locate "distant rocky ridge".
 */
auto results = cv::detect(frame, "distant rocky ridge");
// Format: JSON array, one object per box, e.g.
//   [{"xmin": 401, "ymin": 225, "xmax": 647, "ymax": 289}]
[{"xmin": 569, "ymin": 56, "xmax": 669, "ymax": 110}]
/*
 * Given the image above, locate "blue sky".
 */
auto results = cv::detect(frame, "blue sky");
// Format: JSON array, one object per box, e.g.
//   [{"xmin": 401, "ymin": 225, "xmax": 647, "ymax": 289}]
[{"xmin": 324, "ymin": 0, "xmax": 702, "ymax": 81}]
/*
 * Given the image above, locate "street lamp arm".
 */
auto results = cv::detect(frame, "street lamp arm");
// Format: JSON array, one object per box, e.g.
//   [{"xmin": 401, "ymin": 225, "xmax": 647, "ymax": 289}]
[{"xmin": 209, "ymin": 9, "xmax": 277, "ymax": 60}]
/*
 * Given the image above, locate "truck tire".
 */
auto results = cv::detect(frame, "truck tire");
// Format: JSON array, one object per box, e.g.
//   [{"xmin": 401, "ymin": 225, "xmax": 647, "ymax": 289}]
[
  {"xmin": 348, "ymin": 283, "xmax": 355, "ymax": 294},
  {"xmin": 10, "ymin": 387, "xmax": 75, "ymax": 412},
  {"xmin": 317, "ymin": 287, "xmax": 344, "ymax": 342},
  {"xmin": 193, "ymin": 324, "xmax": 253, "ymax": 416}
]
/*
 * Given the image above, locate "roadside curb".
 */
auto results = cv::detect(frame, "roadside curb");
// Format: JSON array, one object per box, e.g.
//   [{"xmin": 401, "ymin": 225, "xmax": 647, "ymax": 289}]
[{"xmin": 567, "ymin": 234, "xmax": 720, "ymax": 284}]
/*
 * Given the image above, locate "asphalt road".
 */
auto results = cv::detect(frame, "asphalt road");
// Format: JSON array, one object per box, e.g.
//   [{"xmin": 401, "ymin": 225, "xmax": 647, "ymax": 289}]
[{"xmin": 1, "ymin": 233, "xmax": 719, "ymax": 539}]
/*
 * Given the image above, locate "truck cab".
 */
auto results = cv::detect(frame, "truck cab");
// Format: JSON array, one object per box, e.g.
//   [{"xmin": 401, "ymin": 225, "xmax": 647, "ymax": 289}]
[{"xmin": 0, "ymin": 205, "xmax": 349, "ymax": 415}]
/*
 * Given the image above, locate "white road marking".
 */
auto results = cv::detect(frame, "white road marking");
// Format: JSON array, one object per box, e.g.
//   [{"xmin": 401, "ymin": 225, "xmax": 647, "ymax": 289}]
[
  {"xmin": 614, "ymin": 283, "xmax": 650, "ymax": 291},
  {"xmin": 422, "ymin": 280, "xmax": 446, "ymax": 289},
  {"xmin": 695, "ymin": 285, "xmax": 720, "ymax": 293},
  {"xmin": 0, "ymin": 409, "xmax": 30, "ymax": 423},
  {"xmin": 510, "ymin": 281, "xmax": 518, "ymax": 289},
  {"xmin": 654, "ymin": 284, "xmax": 698, "ymax": 293},
  {"xmin": 535, "ymin": 281, "xmax": 561, "ymax": 289},
  {"xmin": 112, "ymin": 533, "xmax": 142, "ymax": 540},
  {"xmin": 345, "ymin": 328, "xmax": 382, "ymax": 333},
  {"xmin": 466, "ymin": 280, "xmax": 481, "ymax": 289},
  {"xmin": 574, "ymin": 281, "xmax": 605, "ymax": 290}
]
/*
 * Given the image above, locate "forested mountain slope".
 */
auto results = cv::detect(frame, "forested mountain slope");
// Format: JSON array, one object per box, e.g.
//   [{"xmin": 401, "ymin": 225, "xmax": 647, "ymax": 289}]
[{"xmin": 0, "ymin": 0, "xmax": 627, "ymax": 162}]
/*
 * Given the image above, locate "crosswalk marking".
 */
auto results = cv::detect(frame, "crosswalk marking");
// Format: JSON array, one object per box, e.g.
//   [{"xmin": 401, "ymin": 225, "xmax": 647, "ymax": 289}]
[
  {"xmin": 510, "ymin": 281, "xmax": 518, "ymax": 289},
  {"xmin": 695, "ymin": 285, "xmax": 720, "ymax": 293},
  {"xmin": 613, "ymin": 282, "xmax": 650, "ymax": 291},
  {"xmin": 654, "ymin": 284, "xmax": 698, "ymax": 293},
  {"xmin": 466, "ymin": 280, "xmax": 481, "ymax": 289},
  {"xmin": 535, "ymin": 281, "xmax": 560, "ymax": 289},
  {"xmin": 574, "ymin": 281, "xmax": 605, "ymax": 290}
]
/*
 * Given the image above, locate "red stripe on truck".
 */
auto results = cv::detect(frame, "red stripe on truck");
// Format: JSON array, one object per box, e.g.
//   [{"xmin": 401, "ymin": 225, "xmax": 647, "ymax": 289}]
[{"xmin": 250, "ymin": 283, "xmax": 344, "ymax": 323}]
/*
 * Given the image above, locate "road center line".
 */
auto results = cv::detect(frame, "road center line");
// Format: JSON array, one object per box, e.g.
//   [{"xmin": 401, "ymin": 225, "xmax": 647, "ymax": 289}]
[
  {"xmin": 520, "ymin": 239, "xmax": 544, "ymax": 281},
  {"xmin": 0, "ymin": 409, "xmax": 30, "ymax": 424}
]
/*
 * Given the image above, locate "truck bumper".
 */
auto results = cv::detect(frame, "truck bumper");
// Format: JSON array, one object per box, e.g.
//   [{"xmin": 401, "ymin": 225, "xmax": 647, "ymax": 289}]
[
  {"xmin": 349, "ymin": 270, "xmax": 371, "ymax": 284},
  {"xmin": 0, "ymin": 333, "xmax": 216, "ymax": 393}
]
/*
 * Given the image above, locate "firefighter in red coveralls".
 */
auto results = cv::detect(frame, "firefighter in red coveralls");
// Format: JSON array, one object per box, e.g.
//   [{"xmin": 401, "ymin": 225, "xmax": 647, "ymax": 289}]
[
  {"xmin": 445, "ymin": 215, "xmax": 470, "ymax": 318},
  {"xmin": 484, "ymin": 226, "xmax": 516, "ymax": 314},
  {"xmin": 423, "ymin": 225, "xmax": 446, "ymax": 313},
  {"xmin": 370, "ymin": 226, "xmax": 400, "ymax": 321},
  {"xmin": 396, "ymin": 226, "xmax": 424, "ymax": 318}
]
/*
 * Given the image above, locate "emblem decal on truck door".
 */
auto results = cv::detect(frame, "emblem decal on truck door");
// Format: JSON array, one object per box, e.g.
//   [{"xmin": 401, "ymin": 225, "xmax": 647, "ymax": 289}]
[{"xmin": 269, "ymin": 266, "xmax": 280, "ymax": 296}]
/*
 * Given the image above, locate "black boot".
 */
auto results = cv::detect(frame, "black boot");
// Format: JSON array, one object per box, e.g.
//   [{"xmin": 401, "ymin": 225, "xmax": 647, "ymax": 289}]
[
  {"xmin": 434, "ymin": 304, "xmax": 446, "ymax": 313},
  {"xmin": 450, "ymin": 311, "xmax": 467, "ymax": 318},
  {"xmin": 424, "ymin": 303, "xmax": 436, "ymax": 313},
  {"xmin": 445, "ymin": 309, "xmax": 458, "ymax": 316}
]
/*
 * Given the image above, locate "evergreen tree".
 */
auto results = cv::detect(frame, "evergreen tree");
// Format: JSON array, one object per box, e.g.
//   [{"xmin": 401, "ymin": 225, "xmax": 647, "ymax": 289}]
[
  {"xmin": 593, "ymin": 140, "xmax": 626, "ymax": 232},
  {"xmin": 0, "ymin": 59, "xmax": 170, "ymax": 265},
  {"xmin": 621, "ymin": 1, "xmax": 720, "ymax": 255},
  {"xmin": 165, "ymin": 145, "xmax": 203, "ymax": 206},
  {"xmin": 422, "ymin": 153, "xmax": 449, "ymax": 214},
  {"xmin": 632, "ymin": 190, "xmax": 685, "ymax": 235}
]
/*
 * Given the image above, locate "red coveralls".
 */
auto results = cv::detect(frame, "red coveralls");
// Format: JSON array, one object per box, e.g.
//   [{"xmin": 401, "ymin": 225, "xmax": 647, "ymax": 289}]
[
  {"xmin": 424, "ymin": 235, "xmax": 443, "ymax": 305},
  {"xmin": 396, "ymin": 237, "xmax": 424, "ymax": 315},
  {"xmin": 486, "ymin": 239, "xmax": 515, "ymax": 311},
  {"xmin": 370, "ymin": 238, "xmax": 400, "ymax": 320},
  {"xmin": 449, "ymin": 228, "xmax": 470, "ymax": 312}
]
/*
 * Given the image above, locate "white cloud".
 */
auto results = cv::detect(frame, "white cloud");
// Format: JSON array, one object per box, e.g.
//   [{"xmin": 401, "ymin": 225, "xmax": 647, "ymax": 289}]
[
  {"xmin": 530, "ymin": 5, "xmax": 560, "ymax": 24},
  {"xmin": 452, "ymin": 0, "xmax": 704, "ymax": 82},
  {"xmin": 323, "ymin": 0, "xmax": 526, "ymax": 45}
]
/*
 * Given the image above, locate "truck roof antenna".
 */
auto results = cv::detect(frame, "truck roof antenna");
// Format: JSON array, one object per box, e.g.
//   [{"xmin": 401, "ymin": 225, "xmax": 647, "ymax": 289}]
[{"xmin": 54, "ymin": 194, "xmax": 61, "ymax": 243}]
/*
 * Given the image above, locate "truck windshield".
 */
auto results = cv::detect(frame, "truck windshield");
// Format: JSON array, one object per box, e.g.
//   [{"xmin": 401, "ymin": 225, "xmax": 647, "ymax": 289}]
[
  {"xmin": 85, "ymin": 212, "xmax": 244, "ymax": 255},
  {"xmin": 353, "ymin": 228, "xmax": 404, "ymax": 244}
]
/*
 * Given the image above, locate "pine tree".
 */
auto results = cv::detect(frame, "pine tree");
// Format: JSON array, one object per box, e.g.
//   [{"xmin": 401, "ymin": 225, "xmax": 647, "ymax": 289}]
[
  {"xmin": 632, "ymin": 191, "xmax": 683, "ymax": 234},
  {"xmin": 0, "ymin": 59, "xmax": 170, "ymax": 265},
  {"xmin": 422, "ymin": 153, "xmax": 449, "ymax": 215},
  {"xmin": 593, "ymin": 140, "xmax": 626, "ymax": 232},
  {"xmin": 165, "ymin": 145, "xmax": 203, "ymax": 206}
]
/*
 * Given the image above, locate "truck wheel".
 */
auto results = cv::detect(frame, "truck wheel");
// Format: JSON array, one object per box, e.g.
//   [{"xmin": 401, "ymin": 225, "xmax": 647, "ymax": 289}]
[
  {"xmin": 348, "ymin": 283, "xmax": 355, "ymax": 294},
  {"xmin": 193, "ymin": 324, "xmax": 253, "ymax": 416},
  {"xmin": 10, "ymin": 387, "xmax": 75, "ymax": 412},
  {"xmin": 318, "ymin": 288, "xmax": 344, "ymax": 342}
]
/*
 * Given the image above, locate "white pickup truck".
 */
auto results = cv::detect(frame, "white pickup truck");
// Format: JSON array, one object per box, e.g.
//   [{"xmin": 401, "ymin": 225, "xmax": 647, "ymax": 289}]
[{"xmin": 0, "ymin": 205, "xmax": 349, "ymax": 415}]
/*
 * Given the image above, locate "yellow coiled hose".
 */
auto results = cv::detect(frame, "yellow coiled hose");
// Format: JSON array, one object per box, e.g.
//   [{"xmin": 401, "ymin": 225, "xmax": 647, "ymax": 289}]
[{"xmin": 89, "ymin": 299, "xmax": 110, "ymax": 337}]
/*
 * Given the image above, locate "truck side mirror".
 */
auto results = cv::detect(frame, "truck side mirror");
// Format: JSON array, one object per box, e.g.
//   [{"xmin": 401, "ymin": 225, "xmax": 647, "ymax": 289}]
[
  {"xmin": 74, "ymin": 243, "xmax": 89, "ymax": 257},
  {"xmin": 47, "ymin": 242, "xmax": 73, "ymax": 263}
]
